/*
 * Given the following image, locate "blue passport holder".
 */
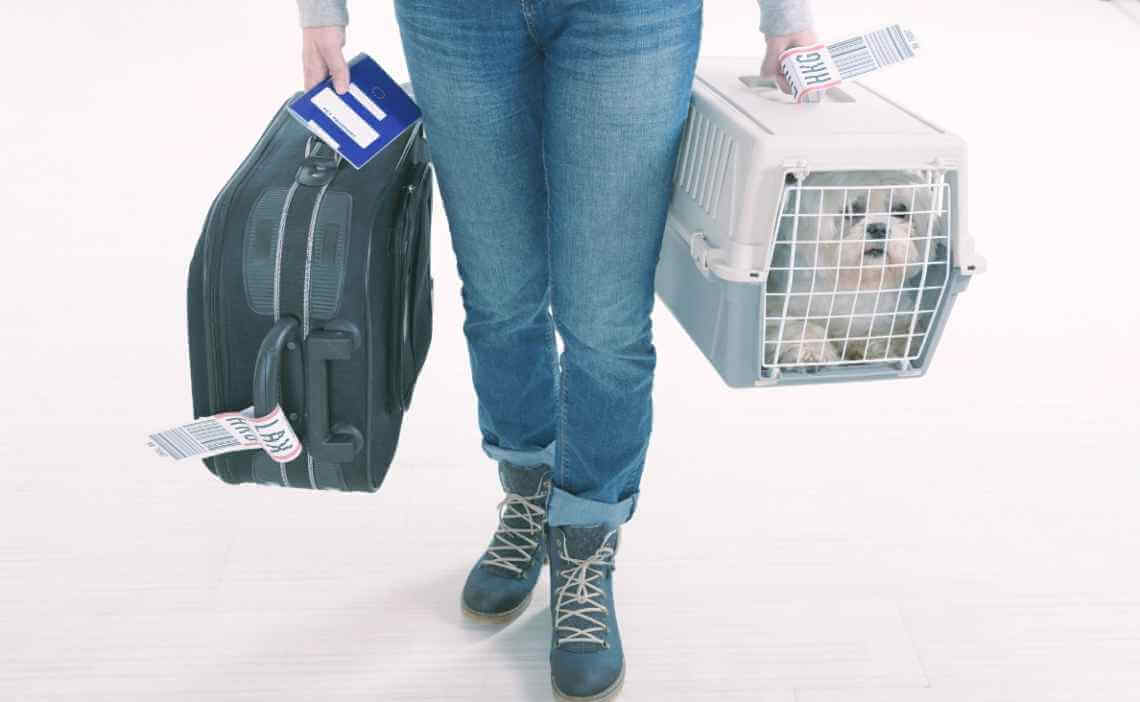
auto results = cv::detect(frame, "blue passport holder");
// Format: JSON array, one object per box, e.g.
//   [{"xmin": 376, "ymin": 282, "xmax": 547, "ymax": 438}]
[{"xmin": 287, "ymin": 53, "xmax": 422, "ymax": 169}]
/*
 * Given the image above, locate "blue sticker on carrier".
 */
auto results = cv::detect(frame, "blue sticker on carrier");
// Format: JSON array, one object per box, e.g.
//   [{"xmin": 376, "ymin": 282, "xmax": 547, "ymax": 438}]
[{"xmin": 288, "ymin": 53, "xmax": 421, "ymax": 170}]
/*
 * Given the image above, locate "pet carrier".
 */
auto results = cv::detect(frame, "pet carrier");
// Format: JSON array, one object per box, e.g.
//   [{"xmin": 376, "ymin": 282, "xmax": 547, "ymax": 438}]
[{"xmin": 656, "ymin": 57, "xmax": 984, "ymax": 387}]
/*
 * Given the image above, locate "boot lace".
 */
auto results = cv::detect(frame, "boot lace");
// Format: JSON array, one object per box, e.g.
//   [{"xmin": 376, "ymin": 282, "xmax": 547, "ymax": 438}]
[
  {"xmin": 481, "ymin": 479, "xmax": 550, "ymax": 575},
  {"xmin": 553, "ymin": 533, "xmax": 617, "ymax": 647}
]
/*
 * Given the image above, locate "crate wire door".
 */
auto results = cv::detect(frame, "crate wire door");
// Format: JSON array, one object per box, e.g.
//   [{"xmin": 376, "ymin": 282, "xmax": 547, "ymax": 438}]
[{"xmin": 761, "ymin": 173, "xmax": 952, "ymax": 375}]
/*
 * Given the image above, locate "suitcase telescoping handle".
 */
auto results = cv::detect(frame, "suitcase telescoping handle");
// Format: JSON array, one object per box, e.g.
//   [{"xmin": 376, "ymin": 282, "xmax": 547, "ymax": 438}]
[
  {"xmin": 250, "ymin": 318, "xmax": 363, "ymax": 482},
  {"xmin": 305, "ymin": 328, "xmax": 364, "ymax": 464}
]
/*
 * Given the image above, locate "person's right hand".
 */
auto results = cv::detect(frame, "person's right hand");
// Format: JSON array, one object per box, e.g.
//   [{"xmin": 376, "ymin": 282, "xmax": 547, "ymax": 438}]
[
  {"xmin": 761, "ymin": 30, "xmax": 819, "ymax": 95},
  {"xmin": 302, "ymin": 26, "xmax": 349, "ymax": 94}
]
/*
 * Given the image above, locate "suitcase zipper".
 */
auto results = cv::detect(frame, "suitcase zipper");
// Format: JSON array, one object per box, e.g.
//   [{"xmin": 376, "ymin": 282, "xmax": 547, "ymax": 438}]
[
  {"xmin": 200, "ymin": 102, "xmax": 292, "ymax": 428},
  {"xmin": 401, "ymin": 184, "xmax": 414, "ymax": 350},
  {"xmin": 389, "ymin": 182, "xmax": 414, "ymax": 412},
  {"xmin": 302, "ymin": 179, "xmax": 334, "ymax": 489},
  {"xmin": 392, "ymin": 162, "xmax": 432, "ymax": 411}
]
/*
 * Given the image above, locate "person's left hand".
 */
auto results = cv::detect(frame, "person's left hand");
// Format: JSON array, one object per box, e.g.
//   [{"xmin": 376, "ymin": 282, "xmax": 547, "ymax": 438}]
[{"xmin": 761, "ymin": 30, "xmax": 819, "ymax": 94}]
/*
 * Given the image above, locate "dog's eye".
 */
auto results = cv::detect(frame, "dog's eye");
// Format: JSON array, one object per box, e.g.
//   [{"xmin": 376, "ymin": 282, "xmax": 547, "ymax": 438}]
[
  {"xmin": 844, "ymin": 200, "xmax": 866, "ymax": 219},
  {"xmin": 891, "ymin": 202, "xmax": 909, "ymax": 218}
]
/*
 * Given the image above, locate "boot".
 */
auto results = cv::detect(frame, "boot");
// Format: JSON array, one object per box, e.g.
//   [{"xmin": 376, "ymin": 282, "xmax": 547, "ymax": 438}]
[
  {"xmin": 460, "ymin": 461, "xmax": 551, "ymax": 621},
  {"xmin": 548, "ymin": 524, "xmax": 625, "ymax": 701}
]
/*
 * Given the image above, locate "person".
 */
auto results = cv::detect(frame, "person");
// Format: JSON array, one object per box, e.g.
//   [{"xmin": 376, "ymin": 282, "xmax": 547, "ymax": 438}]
[{"xmin": 295, "ymin": 1, "xmax": 815, "ymax": 699}]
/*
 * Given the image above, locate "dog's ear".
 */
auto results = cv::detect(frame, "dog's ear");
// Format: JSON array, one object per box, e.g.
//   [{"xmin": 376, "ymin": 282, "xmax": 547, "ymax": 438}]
[
  {"xmin": 911, "ymin": 187, "xmax": 946, "ymax": 247},
  {"xmin": 843, "ymin": 197, "xmax": 865, "ymax": 225}
]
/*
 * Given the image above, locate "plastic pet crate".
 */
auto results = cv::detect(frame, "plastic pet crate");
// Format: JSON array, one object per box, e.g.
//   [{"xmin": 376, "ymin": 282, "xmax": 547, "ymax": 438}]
[{"xmin": 656, "ymin": 57, "xmax": 984, "ymax": 387}]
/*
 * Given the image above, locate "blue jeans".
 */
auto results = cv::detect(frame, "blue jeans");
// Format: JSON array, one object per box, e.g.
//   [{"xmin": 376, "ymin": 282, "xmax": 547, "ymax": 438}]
[{"xmin": 394, "ymin": 0, "xmax": 702, "ymax": 528}]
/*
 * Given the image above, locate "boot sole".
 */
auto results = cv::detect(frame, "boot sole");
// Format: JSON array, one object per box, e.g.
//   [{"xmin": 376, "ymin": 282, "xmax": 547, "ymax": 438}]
[
  {"xmin": 459, "ymin": 554, "xmax": 547, "ymax": 624},
  {"xmin": 551, "ymin": 662, "xmax": 625, "ymax": 702},
  {"xmin": 460, "ymin": 590, "xmax": 533, "ymax": 624}
]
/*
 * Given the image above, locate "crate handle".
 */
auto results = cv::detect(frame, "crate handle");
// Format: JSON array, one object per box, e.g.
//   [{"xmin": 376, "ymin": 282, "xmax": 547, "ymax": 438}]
[{"xmin": 738, "ymin": 74, "xmax": 856, "ymax": 104}]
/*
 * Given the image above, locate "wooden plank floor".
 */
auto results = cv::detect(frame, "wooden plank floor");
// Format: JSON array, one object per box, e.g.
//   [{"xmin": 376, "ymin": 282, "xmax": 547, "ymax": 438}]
[{"xmin": 2, "ymin": 0, "xmax": 1138, "ymax": 699}]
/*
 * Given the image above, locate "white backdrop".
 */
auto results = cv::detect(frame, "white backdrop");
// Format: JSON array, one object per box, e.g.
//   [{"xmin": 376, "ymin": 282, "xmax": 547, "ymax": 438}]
[{"xmin": 1, "ymin": 1, "xmax": 1138, "ymax": 700}]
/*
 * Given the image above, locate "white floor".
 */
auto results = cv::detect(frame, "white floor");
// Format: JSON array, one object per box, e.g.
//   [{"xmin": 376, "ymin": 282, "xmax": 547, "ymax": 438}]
[
  {"xmin": 1113, "ymin": 0, "xmax": 1140, "ymax": 24},
  {"xmin": 2, "ymin": 1, "xmax": 1139, "ymax": 700}
]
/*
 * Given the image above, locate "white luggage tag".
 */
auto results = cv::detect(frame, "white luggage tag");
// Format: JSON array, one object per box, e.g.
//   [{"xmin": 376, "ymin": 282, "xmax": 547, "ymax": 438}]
[
  {"xmin": 780, "ymin": 24, "xmax": 920, "ymax": 103},
  {"xmin": 147, "ymin": 405, "xmax": 303, "ymax": 464}
]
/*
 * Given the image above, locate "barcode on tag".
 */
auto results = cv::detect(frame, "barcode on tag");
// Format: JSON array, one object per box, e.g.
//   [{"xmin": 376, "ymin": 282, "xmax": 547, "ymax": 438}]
[
  {"xmin": 830, "ymin": 25, "xmax": 919, "ymax": 80},
  {"xmin": 778, "ymin": 24, "xmax": 920, "ymax": 103},
  {"xmin": 147, "ymin": 405, "xmax": 301, "ymax": 464},
  {"xmin": 148, "ymin": 418, "xmax": 243, "ymax": 460}
]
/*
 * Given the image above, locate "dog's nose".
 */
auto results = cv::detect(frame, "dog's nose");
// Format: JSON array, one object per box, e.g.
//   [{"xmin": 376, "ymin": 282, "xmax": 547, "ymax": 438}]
[{"xmin": 866, "ymin": 223, "xmax": 887, "ymax": 240}]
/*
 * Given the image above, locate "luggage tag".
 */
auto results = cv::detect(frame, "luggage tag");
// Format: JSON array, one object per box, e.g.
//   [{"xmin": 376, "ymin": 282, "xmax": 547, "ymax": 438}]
[
  {"xmin": 147, "ymin": 405, "xmax": 303, "ymax": 464},
  {"xmin": 287, "ymin": 53, "xmax": 422, "ymax": 169},
  {"xmin": 780, "ymin": 24, "xmax": 920, "ymax": 103}
]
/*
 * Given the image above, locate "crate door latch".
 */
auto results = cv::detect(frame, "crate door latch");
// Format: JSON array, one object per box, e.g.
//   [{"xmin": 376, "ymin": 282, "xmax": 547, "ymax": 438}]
[{"xmin": 689, "ymin": 231, "xmax": 712, "ymax": 275}]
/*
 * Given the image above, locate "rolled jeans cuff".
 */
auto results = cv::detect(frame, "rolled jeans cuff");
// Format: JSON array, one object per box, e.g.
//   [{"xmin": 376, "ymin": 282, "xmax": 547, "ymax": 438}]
[
  {"xmin": 481, "ymin": 438, "xmax": 556, "ymax": 469},
  {"xmin": 547, "ymin": 487, "xmax": 638, "ymax": 529}
]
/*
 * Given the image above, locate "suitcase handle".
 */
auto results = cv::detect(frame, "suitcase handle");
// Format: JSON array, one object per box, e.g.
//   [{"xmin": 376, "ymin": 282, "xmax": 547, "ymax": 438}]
[
  {"xmin": 253, "ymin": 317, "xmax": 301, "ymax": 417},
  {"xmin": 305, "ymin": 329, "xmax": 364, "ymax": 463}
]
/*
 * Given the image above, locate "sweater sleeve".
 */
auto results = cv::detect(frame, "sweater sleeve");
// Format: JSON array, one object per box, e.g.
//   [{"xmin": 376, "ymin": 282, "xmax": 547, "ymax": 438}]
[
  {"xmin": 756, "ymin": 0, "xmax": 814, "ymax": 35},
  {"xmin": 297, "ymin": 0, "xmax": 349, "ymax": 27}
]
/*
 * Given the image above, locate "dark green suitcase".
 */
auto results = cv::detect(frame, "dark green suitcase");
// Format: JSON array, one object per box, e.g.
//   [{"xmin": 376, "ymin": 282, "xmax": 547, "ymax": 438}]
[{"xmin": 187, "ymin": 96, "xmax": 433, "ymax": 491}]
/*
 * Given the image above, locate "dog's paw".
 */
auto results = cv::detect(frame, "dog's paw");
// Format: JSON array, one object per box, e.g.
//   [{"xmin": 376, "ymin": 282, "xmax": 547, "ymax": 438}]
[
  {"xmin": 847, "ymin": 338, "xmax": 896, "ymax": 362},
  {"xmin": 863, "ymin": 339, "xmax": 891, "ymax": 361},
  {"xmin": 780, "ymin": 342, "xmax": 840, "ymax": 371},
  {"xmin": 890, "ymin": 336, "xmax": 913, "ymax": 359},
  {"xmin": 844, "ymin": 344, "xmax": 868, "ymax": 362},
  {"xmin": 875, "ymin": 336, "xmax": 914, "ymax": 361}
]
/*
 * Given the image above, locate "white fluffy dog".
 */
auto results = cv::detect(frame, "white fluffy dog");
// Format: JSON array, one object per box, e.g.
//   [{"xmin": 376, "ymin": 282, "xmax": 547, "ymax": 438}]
[{"xmin": 764, "ymin": 170, "xmax": 944, "ymax": 369}]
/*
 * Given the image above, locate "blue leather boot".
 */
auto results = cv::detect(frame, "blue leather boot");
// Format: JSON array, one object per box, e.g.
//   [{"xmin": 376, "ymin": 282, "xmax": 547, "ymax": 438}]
[
  {"xmin": 548, "ymin": 524, "xmax": 625, "ymax": 701},
  {"xmin": 460, "ymin": 461, "xmax": 551, "ymax": 622}
]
